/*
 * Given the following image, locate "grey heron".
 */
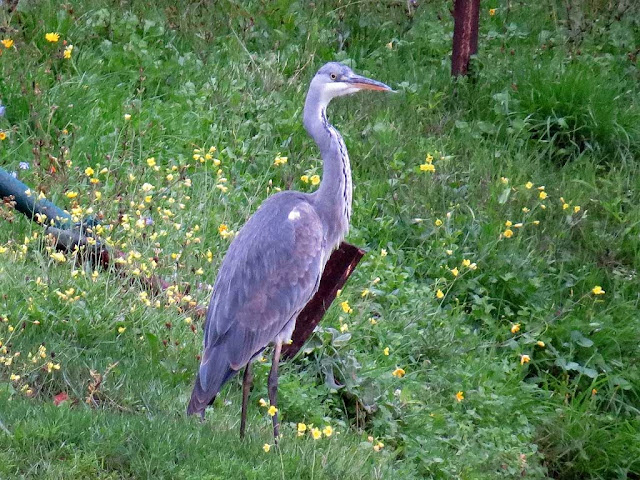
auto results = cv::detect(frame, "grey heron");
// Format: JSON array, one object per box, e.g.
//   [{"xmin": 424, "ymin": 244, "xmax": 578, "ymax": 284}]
[{"xmin": 187, "ymin": 62, "xmax": 392, "ymax": 439}]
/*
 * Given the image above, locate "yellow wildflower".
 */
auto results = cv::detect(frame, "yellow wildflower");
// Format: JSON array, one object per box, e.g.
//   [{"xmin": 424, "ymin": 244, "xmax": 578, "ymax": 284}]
[
  {"xmin": 65, "ymin": 191, "xmax": 78, "ymax": 199},
  {"xmin": 340, "ymin": 301, "xmax": 352, "ymax": 314},
  {"xmin": 380, "ymin": 249, "xmax": 388, "ymax": 257},
  {"xmin": 574, "ymin": 205, "xmax": 581, "ymax": 213},
  {"xmin": 420, "ymin": 162, "xmax": 435, "ymax": 173},
  {"xmin": 462, "ymin": 259, "xmax": 471, "ymax": 267},
  {"xmin": 373, "ymin": 441, "xmax": 384, "ymax": 452},
  {"xmin": 273, "ymin": 155, "xmax": 288, "ymax": 166},
  {"xmin": 562, "ymin": 203, "xmax": 569, "ymax": 210},
  {"xmin": 63, "ymin": 45, "xmax": 73, "ymax": 59},
  {"xmin": 489, "ymin": 8, "xmax": 497, "ymax": 16},
  {"xmin": 258, "ymin": 398, "xmax": 268, "ymax": 407},
  {"xmin": 311, "ymin": 427, "xmax": 322, "ymax": 440},
  {"xmin": 525, "ymin": 182, "xmax": 533, "ymax": 189},
  {"xmin": 267, "ymin": 405, "xmax": 278, "ymax": 417},
  {"xmin": 118, "ymin": 326, "xmax": 126, "ymax": 334},
  {"xmin": 323, "ymin": 425, "xmax": 333, "ymax": 437},
  {"xmin": 300, "ymin": 175, "xmax": 309, "ymax": 183},
  {"xmin": 536, "ymin": 341, "xmax": 545, "ymax": 347},
  {"xmin": 50, "ymin": 251, "xmax": 66, "ymax": 262},
  {"xmin": 45, "ymin": 32, "xmax": 60, "ymax": 43},
  {"xmin": 520, "ymin": 354, "xmax": 531, "ymax": 365},
  {"xmin": 511, "ymin": 323, "xmax": 520, "ymax": 334},
  {"xmin": 539, "ymin": 191, "xmax": 548, "ymax": 200},
  {"xmin": 383, "ymin": 347, "xmax": 390, "ymax": 356},
  {"xmin": 262, "ymin": 443, "xmax": 271, "ymax": 453},
  {"xmin": 450, "ymin": 267, "xmax": 459, "ymax": 277},
  {"xmin": 146, "ymin": 157, "xmax": 156, "ymax": 167},
  {"xmin": 505, "ymin": 220, "xmax": 512, "ymax": 227},
  {"xmin": 310, "ymin": 175, "xmax": 320, "ymax": 185},
  {"xmin": 85, "ymin": 167, "xmax": 95, "ymax": 176},
  {"xmin": 1, "ymin": 39, "xmax": 14, "ymax": 49},
  {"xmin": 0, "ymin": 132, "xmax": 6, "ymax": 141},
  {"xmin": 392, "ymin": 367, "xmax": 406, "ymax": 378},
  {"xmin": 503, "ymin": 229, "xmax": 514, "ymax": 238},
  {"xmin": 46, "ymin": 361, "xmax": 61, "ymax": 373},
  {"xmin": 591, "ymin": 285, "xmax": 605, "ymax": 295},
  {"xmin": 436, "ymin": 289, "xmax": 444, "ymax": 299},
  {"xmin": 435, "ymin": 219, "xmax": 443, "ymax": 227},
  {"xmin": 455, "ymin": 391, "xmax": 464, "ymax": 402},
  {"xmin": 297, "ymin": 423, "xmax": 307, "ymax": 434},
  {"xmin": 124, "ymin": 113, "xmax": 132, "ymax": 121}
]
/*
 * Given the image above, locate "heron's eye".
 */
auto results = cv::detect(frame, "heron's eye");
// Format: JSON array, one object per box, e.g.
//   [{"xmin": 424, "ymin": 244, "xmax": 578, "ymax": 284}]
[{"xmin": 330, "ymin": 73, "xmax": 337, "ymax": 80}]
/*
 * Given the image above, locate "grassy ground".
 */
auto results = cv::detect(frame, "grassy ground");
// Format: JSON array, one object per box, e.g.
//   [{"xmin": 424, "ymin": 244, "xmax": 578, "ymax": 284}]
[{"xmin": 0, "ymin": 1, "xmax": 639, "ymax": 478}]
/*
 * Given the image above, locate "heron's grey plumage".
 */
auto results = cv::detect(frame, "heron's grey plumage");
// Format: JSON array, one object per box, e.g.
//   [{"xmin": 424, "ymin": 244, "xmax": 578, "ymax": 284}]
[
  {"xmin": 188, "ymin": 195, "xmax": 325, "ymax": 414},
  {"xmin": 187, "ymin": 62, "xmax": 391, "ymax": 433}
]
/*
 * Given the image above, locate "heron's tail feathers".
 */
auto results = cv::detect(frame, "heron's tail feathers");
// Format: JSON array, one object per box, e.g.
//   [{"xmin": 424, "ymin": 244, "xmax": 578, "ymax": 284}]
[{"xmin": 187, "ymin": 365, "xmax": 236, "ymax": 417}]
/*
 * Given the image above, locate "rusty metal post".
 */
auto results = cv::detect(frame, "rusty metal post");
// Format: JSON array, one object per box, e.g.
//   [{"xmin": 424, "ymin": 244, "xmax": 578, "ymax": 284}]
[
  {"xmin": 451, "ymin": 0, "xmax": 481, "ymax": 76},
  {"xmin": 282, "ymin": 242, "xmax": 365, "ymax": 359}
]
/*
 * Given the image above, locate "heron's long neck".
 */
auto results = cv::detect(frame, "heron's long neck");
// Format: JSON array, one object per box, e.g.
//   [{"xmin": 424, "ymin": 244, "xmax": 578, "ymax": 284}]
[{"xmin": 303, "ymin": 95, "xmax": 352, "ymax": 247}]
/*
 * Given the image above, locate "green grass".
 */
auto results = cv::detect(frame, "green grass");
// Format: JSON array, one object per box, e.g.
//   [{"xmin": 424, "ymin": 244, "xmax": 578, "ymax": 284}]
[{"xmin": 1, "ymin": 1, "xmax": 639, "ymax": 478}]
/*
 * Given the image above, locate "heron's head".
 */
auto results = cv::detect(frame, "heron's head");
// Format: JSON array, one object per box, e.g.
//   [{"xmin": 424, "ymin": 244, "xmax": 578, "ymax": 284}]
[{"xmin": 310, "ymin": 62, "xmax": 392, "ymax": 106}]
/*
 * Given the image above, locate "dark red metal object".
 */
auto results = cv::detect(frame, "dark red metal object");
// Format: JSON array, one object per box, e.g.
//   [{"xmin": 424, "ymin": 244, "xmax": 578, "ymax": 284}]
[
  {"xmin": 451, "ymin": 0, "xmax": 480, "ymax": 76},
  {"xmin": 282, "ymin": 242, "xmax": 365, "ymax": 359}
]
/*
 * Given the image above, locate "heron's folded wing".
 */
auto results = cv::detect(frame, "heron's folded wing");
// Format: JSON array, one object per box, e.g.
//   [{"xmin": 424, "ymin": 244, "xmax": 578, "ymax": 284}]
[{"xmin": 200, "ymin": 196, "xmax": 325, "ymax": 375}]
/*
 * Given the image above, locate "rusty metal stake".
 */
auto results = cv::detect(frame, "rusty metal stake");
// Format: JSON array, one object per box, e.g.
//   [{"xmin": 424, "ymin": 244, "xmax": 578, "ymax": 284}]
[
  {"xmin": 451, "ymin": 0, "xmax": 480, "ymax": 76},
  {"xmin": 283, "ymin": 242, "xmax": 365, "ymax": 359}
]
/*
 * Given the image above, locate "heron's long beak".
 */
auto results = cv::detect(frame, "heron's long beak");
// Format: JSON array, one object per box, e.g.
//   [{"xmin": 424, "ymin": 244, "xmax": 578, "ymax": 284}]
[{"xmin": 347, "ymin": 74, "xmax": 393, "ymax": 92}]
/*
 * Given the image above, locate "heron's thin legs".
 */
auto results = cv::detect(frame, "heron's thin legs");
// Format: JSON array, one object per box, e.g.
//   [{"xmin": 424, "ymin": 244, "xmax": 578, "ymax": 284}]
[
  {"xmin": 268, "ymin": 342, "xmax": 282, "ymax": 440},
  {"xmin": 240, "ymin": 363, "xmax": 253, "ymax": 439}
]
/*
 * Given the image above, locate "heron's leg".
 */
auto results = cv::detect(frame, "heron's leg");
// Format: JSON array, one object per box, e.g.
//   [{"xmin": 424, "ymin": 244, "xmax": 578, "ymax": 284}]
[
  {"xmin": 240, "ymin": 363, "xmax": 253, "ymax": 439},
  {"xmin": 268, "ymin": 342, "xmax": 282, "ymax": 440}
]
